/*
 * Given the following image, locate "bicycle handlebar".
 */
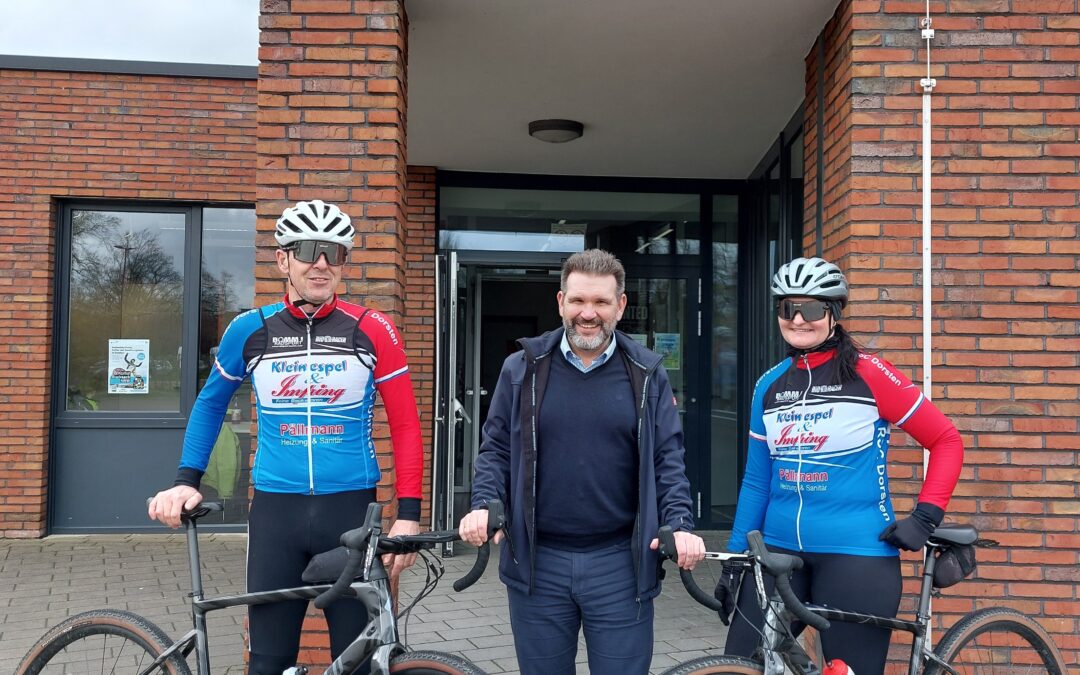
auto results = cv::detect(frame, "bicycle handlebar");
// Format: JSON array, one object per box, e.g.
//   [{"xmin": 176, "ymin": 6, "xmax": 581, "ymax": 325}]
[
  {"xmin": 313, "ymin": 500, "xmax": 506, "ymax": 609},
  {"xmin": 746, "ymin": 531, "xmax": 830, "ymax": 632},
  {"xmin": 657, "ymin": 527, "xmax": 725, "ymax": 612},
  {"xmin": 452, "ymin": 499, "xmax": 504, "ymax": 592},
  {"xmin": 657, "ymin": 527, "xmax": 829, "ymax": 632}
]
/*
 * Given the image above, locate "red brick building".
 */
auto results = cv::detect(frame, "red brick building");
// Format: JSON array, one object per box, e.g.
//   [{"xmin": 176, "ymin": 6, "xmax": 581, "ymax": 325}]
[{"xmin": 1, "ymin": 0, "xmax": 1077, "ymax": 668}]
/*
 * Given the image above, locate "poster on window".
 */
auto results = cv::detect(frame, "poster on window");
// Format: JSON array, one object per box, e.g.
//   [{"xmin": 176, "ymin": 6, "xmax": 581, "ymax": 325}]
[
  {"xmin": 653, "ymin": 333, "xmax": 681, "ymax": 370},
  {"xmin": 108, "ymin": 339, "xmax": 150, "ymax": 394}
]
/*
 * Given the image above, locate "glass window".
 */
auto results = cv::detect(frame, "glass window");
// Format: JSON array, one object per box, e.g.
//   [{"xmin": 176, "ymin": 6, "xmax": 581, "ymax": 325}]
[
  {"xmin": 710, "ymin": 195, "xmax": 740, "ymax": 525},
  {"xmin": 788, "ymin": 128, "xmax": 805, "ymax": 252},
  {"xmin": 765, "ymin": 161, "xmax": 785, "ymax": 365},
  {"xmin": 65, "ymin": 210, "xmax": 185, "ymax": 412},
  {"xmin": 621, "ymin": 277, "xmax": 688, "ymax": 411},
  {"xmin": 440, "ymin": 187, "xmax": 700, "ymax": 258},
  {"xmin": 197, "ymin": 207, "xmax": 256, "ymax": 522}
]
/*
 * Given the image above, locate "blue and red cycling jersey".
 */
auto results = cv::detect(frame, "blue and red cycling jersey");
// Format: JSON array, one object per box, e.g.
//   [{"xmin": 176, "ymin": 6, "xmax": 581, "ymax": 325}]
[
  {"xmin": 175, "ymin": 294, "xmax": 423, "ymax": 519},
  {"xmin": 728, "ymin": 349, "xmax": 963, "ymax": 556}
]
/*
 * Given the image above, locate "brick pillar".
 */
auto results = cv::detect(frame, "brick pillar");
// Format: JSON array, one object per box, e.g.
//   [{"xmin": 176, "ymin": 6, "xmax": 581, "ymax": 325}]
[
  {"xmin": 258, "ymin": 0, "xmax": 409, "ymax": 666},
  {"xmin": 404, "ymin": 165, "xmax": 437, "ymax": 526},
  {"xmin": 804, "ymin": 1, "xmax": 1080, "ymax": 666},
  {"xmin": 0, "ymin": 195, "xmax": 53, "ymax": 539}
]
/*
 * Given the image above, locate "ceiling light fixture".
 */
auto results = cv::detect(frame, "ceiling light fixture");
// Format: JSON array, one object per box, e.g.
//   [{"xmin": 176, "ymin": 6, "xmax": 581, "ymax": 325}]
[{"xmin": 528, "ymin": 119, "xmax": 584, "ymax": 143}]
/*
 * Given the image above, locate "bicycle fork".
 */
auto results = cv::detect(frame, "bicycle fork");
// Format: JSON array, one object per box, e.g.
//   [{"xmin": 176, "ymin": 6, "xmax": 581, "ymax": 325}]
[{"xmin": 762, "ymin": 596, "xmax": 822, "ymax": 675}]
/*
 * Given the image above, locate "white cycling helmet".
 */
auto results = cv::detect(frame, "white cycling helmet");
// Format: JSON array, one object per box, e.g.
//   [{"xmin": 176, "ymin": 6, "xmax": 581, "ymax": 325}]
[
  {"xmin": 771, "ymin": 256, "xmax": 848, "ymax": 305},
  {"xmin": 275, "ymin": 200, "xmax": 355, "ymax": 250}
]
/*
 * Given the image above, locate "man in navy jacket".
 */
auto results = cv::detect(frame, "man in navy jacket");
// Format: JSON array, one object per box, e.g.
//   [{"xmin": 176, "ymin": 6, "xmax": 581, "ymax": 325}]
[{"xmin": 460, "ymin": 249, "xmax": 705, "ymax": 675}]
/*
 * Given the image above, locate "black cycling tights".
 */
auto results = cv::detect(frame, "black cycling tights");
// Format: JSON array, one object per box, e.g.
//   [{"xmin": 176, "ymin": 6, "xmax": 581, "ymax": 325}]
[
  {"xmin": 247, "ymin": 488, "xmax": 376, "ymax": 675},
  {"xmin": 725, "ymin": 548, "xmax": 902, "ymax": 675}
]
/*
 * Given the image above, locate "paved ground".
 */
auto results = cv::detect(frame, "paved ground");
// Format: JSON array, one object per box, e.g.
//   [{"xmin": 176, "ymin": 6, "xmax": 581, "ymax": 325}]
[{"xmin": 0, "ymin": 531, "xmax": 732, "ymax": 674}]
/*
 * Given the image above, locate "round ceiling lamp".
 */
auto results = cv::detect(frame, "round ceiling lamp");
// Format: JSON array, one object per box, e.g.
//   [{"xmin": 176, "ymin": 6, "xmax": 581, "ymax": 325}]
[{"xmin": 528, "ymin": 119, "xmax": 584, "ymax": 143}]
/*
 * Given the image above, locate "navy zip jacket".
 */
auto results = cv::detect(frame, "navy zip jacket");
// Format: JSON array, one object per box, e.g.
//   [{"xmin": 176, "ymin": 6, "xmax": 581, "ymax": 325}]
[{"xmin": 471, "ymin": 328, "xmax": 695, "ymax": 601}]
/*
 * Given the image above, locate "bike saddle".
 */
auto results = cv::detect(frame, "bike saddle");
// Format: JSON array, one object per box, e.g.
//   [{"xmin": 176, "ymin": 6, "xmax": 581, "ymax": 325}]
[{"xmin": 928, "ymin": 523, "xmax": 977, "ymax": 547}]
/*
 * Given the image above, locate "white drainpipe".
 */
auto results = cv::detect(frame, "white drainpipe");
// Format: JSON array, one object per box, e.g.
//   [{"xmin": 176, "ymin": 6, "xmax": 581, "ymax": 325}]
[{"xmin": 919, "ymin": 0, "xmax": 937, "ymax": 644}]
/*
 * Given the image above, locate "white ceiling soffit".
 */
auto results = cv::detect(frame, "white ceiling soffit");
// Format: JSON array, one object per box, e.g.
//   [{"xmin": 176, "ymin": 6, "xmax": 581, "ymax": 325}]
[{"xmin": 406, "ymin": 0, "xmax": 839, "ymax": 180}]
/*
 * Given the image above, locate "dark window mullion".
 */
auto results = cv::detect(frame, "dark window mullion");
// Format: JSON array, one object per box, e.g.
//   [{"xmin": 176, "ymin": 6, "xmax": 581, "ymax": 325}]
[{"xmin": 181, "ymin": 207, "xmax": 203, "ymax": 416}]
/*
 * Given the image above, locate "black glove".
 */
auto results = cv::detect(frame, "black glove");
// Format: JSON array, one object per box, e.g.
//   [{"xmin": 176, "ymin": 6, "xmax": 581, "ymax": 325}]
[
  {"xmin": 713, "ymin": 560, "xmax": 744, "ymax": 626},
  {"xmin": 879, "ymin": 503, "xmax": 944, "ymax": 551}
]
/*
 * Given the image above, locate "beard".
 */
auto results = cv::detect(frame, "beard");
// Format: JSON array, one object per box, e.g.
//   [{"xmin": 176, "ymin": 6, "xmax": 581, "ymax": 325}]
[{"xmin": 564, "ymin": 317, "xmax": 616, "ymax": 351}]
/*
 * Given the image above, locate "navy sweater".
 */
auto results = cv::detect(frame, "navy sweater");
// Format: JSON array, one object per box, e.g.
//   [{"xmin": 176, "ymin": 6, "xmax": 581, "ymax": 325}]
[{"xmin": 535, "ymin": 351, "xmax": 638, "ymax": 550}]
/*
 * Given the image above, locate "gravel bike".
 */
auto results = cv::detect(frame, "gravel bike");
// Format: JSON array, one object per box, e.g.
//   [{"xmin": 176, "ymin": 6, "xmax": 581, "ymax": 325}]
[
  {"xmin": 16, "ymin": 499, "xmax": 506, "ymax": 675},
  {"xmin": 655, "ymin": 525, "xmax": 1067, "ymax": 675}
]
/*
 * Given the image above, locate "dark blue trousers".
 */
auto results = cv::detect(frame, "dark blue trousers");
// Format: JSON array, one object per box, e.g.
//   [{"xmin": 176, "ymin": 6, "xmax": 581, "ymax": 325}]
[{"xmin": 507, "ymin": 541, "xmax": 653, "ymax": 675}]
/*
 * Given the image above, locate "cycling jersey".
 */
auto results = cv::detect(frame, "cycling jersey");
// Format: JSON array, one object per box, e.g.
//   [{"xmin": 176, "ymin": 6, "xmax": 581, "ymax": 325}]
[
  {"xmin": 176, "ymin": 294, "xmax": 422, "ymax": 518},
  {"xmin": 728, "ymin": 349, "xmax": 962, "ymax": 556}
]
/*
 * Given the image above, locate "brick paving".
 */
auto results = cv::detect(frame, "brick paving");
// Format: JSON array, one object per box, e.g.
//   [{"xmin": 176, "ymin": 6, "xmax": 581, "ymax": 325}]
[{"xmin": 0, "ymin": 531, "xmax": 731, "ymax": 674}]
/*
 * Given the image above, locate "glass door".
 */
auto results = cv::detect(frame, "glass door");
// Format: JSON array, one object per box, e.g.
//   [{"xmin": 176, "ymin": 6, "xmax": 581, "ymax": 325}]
[
  {"xmin": 434, "ymin": 251, "xmax": 565, "ymax": 555},
  {"xmin": 621, "ymin": 267, "xmax": 702, "ymax": 520}
]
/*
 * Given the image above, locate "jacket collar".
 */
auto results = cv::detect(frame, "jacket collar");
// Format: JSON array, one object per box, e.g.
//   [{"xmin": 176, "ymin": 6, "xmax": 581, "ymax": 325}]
[
  {"xmin": 283, "ymin": 293, "xmax": 338, "ymax": 320},
  {"xmin": 519, "ymin": 328, "xmax": 663, "ymax": 372},
  {"xmin": 792, "ymin": 348, "xmax": 837, "ymax": 369}
]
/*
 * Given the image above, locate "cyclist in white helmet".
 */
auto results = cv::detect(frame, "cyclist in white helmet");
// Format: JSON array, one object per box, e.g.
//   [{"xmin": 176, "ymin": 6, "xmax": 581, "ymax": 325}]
[
  {"xmin": 717, "ymin": 256, "xmax": 964, "ymax": 674},
  {"xmin": 150, "ymin": 200, "xmax": 423, "ymax": 674}
]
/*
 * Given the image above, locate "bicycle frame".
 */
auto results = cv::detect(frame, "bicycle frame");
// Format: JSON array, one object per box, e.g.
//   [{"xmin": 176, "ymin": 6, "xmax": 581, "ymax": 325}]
[
  {"xmin": 751, "ymin": 544, "xmax": 959, "ymax": 675},
  {"xmin": 138, "ymin": 515, "xmax": 406, "ymax": 675}
]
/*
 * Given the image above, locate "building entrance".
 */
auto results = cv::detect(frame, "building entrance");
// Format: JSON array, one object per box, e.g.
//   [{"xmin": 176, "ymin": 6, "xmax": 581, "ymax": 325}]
[
  {"xmin": 433, "ymin": 251, "xmax": 563, "ymax": 553},
  {"xmin": 433, "ymin": 249, "xmax": 705, "ymax": 553}
]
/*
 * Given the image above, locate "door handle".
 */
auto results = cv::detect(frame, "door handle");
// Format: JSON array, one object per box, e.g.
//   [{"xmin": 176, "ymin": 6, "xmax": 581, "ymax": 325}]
[{"xmin": 452, "ymin": 398, "xmax": 472, "ymax": 424}]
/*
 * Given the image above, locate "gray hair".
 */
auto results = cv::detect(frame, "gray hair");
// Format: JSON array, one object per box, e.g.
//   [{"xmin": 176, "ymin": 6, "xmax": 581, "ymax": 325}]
[{"xmin": 560, "ymin": 249, "xmax": 625, "ymax": 296}]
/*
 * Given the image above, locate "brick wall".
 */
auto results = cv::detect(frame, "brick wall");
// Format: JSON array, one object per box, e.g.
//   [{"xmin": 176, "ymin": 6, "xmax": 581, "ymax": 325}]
[
  {"xmin": 805, "ymin": 0, "xmax": 855, "ymax": 258},
  {"xmin": 0, "ymin": 68, "xmax": 256, "ymax": 537},
  {"xmin": 404, "ymin": 165, "xmax": 437, "ymax": 526},
  {"xmin": 257, "ymin": 0, "xmax": 410, "ymax": 665},
  {"xmin": 804, "ymin": 0, "xmax": 1080, "ymax": 668}
]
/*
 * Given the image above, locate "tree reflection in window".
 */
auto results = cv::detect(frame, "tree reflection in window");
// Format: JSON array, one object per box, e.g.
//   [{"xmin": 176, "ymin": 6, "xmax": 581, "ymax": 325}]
[{"xmin": 66, "ymin": 210, "xmax": 185, "ymax": 412}]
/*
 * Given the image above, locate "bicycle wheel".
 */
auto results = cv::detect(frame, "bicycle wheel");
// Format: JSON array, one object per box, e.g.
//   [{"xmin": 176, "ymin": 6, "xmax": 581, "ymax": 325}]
[
  {"xmin": 659, "ymin": 654, "xmax": 764, "ymax": 674},
  {"xmin": 16, "ymin": 608, "xmax": 192, "ymax": 675},
  {"xmin": 390, "ymin": 650, "xmax": 488, "ymax": 674},
  {"xmin": 930, "ymin": 607, "xmax": 1068, "ymax": 675}
]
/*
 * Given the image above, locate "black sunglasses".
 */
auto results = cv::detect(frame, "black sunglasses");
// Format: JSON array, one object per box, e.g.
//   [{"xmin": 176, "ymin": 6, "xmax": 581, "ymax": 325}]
[
  {"xmin": 286, "ymin": 240, "xmax": 348, "ymax": 266},
  {"xmin": 777, "ymin": 298, "xmax": 830, "ymax": 322}
]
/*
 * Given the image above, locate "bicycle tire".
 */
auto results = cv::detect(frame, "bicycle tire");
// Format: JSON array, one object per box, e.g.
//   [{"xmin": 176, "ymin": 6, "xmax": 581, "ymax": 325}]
[
  {"xmin": 929, "ymin": 606, "xmax": 1068, "ymax": 675},
  {"xmin": 659, "ymin": 654, "xmax": 764, "ymax": 675},
  {"xmin": 15, "ymin": 608, "xmax": 192, "ymax": 675},
  {"xmin": 390, "ymin": 650, "xmax": 488, "ymax": 674}
]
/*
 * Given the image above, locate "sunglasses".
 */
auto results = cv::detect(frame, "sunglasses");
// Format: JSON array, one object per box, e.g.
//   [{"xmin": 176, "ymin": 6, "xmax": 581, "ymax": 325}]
[
  {"xmin": 777, "ymin": 298, "xmax": 830, "ymax": 322},
  {"xmin": 286, "ymin": 241, "xmax": 348, "ymax": 266}
]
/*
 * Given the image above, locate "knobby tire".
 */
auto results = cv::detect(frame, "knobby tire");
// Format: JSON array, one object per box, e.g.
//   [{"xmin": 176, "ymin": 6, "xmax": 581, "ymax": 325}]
[
  {"xmin": 15, "ymin": 608, "xmax": 192, "ymax": 675},
  {"xmin": 929, "ymin": 606, "xmax": 1067, "ymax": 675},
  {"xmin": 390, "ymin": 649, "xmax": 488, "ymax": 674},
  {"xmin": 659, "ymin": 654, "xmax": 764, "ymax": 675}
]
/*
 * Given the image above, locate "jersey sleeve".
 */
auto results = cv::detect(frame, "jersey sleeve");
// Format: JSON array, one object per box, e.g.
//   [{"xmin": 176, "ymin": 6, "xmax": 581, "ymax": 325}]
[
  {"xmin": 176, "ymin": 310, "xmax": 261, "ymax": 487},
  {"xmin": 856, "ymin": 354, "xmax": 964, "ymax": 511},
  {"xmin": 360, "ymin": 311, "xmax": 423, "ymax": 518},
  {"xmin": 727, "ymin": 360, "xmax": 788, "ymax": 552}
]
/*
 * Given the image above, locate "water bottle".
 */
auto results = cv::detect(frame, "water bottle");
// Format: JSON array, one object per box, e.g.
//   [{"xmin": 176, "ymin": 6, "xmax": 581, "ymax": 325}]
[{"xmin": 822, "ymin": 659, "xmax": 854, "ymax": 675}]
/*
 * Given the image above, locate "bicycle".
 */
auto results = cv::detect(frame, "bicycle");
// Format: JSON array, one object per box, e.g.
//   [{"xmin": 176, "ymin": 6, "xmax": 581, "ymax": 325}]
[
  {"xmin": 16, "ymin": 499, "xmax": 506, "ymax": 675},
  {"xmin": 655, "ymin": 525, "xmax": 1068, "ymax": 675}
]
